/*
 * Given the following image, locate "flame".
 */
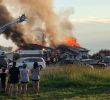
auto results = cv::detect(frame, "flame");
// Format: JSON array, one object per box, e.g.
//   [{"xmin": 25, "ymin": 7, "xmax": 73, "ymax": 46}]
[{"xmin": 65, "ymin": 37, "xmax": 80, "ymax": 47}]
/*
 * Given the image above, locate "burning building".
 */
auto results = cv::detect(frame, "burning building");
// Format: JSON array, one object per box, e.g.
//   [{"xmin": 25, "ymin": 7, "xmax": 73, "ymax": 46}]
[{"xmin": 56, "ymin": 45, "xmax": 89, "ymax": 61}]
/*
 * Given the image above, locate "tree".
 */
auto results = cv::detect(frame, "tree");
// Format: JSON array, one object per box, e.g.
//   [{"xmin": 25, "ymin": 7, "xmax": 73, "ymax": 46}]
[{"xmin": 91, "ymin": 49, "xmax": 110, "ymax": 60}]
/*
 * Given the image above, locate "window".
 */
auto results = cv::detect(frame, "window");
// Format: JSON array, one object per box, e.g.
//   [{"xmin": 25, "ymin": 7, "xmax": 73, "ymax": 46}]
[{"xmin": 24, "ymin": 58, "xmax": 43, "ymax": 62}]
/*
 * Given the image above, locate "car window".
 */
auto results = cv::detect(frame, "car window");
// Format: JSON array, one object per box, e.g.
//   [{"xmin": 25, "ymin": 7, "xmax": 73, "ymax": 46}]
[
  {"xmin": 82, "ymin": 59, "xmax": 98, "ymax": 64},
  {"xmin": 103, "ymin": 57, "xmax": 110, "ymax": 63},
  {"xmin": 24, "ymin": 59, "xmax": 30, "ymax": 62},
  {"xmin": 17, "ymin": 58, "xmax": 25, "ymax": 63},
  {"xmin": 24, "ymin": 58, "xmax": 43, "ymax": 62}
]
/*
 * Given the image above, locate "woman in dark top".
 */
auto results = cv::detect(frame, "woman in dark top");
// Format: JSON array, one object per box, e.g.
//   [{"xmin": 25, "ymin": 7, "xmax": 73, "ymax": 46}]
[
  {"xmin": 0, "ymin": 68, "xmax": 7, "ymax": 92},
  {"xmin": 8, "ymin": 62, "xmax": 20, "ymax": 96}
]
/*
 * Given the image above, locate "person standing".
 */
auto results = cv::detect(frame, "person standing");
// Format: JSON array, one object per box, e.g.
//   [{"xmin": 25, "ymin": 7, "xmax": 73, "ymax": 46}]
[
  {"xmin": 0, "ymin": 53, "xmax": 7, "ymax": 69},
  {"xmin": 0, "ymin": 68, "xmax": 7, "ymax": 92},
  {"xmin": 18, "ymin": 65, "xmax": 23, "ymax": 94},
  {"xmin": 31, "ymin": 62, "xmax": 41, "ymax": 95},
  {"xmin": 8, "ymin": 62, "xmax": 20, "ymax": 96},
  {"xmin": 20, "ymin": 64, "xmax": 29, "ymax": 94}
]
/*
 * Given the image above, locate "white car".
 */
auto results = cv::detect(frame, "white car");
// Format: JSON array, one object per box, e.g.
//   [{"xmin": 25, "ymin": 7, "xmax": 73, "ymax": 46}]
[{"xmin": 9, "ymin": 57, "xmax": 46, "ymax": 69}]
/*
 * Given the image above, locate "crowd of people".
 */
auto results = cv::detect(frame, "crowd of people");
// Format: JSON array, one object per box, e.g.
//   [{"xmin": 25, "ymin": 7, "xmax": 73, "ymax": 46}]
[{"xmin": 0, "ymin": 61, "xmax": 41, "ymax": 96}]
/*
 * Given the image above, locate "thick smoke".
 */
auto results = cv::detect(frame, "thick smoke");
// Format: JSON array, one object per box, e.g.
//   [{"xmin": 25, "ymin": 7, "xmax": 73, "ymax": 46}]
[
  {"xmin": 0, "ymin": 0, "xmax": 79, "ymax": 47},
  {"xmin": 0, "ymin": 2, "xmax": 36, "ymax": 47},
  {"xmin": 18, "ymin": 0, "xmax": 78, "ymax": 46},
  {"xmin": 59, "ymin": 9, "xmax": 75, "ymax": 37},
  {"xmin": 17, "ymin": 0, "xmax": 62, "ymax": 46},
  {"xmin": 0, "ymin": 5, "xmax": 27, "ymax": 47}
]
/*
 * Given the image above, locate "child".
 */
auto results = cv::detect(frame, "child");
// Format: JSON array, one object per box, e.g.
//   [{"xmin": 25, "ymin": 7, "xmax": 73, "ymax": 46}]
[
  {"xmin": 31, "ymin": 62, "xmax": 41, "ymax": 95},
  {"xmin": 0, "ymin": 68, "xmax": 7, "ymax": 92}
]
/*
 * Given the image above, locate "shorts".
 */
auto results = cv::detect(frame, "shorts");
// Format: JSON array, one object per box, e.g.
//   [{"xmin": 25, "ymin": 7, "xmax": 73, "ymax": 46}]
[
  {"xmin": 8, "ymin": 80, "xmax": 11, "ymax": 83},
  {"xmin": 10, "ymin": 80, "xmax": 19, "ymax": 84},
  {"xmin": 32, "ymin": 79, "xmax": 39, "ymax": 82},
  {"xmin": 1, "ymin": 82, "xmax": 6, "ymax": 88},
  {"xmin": 21, "ymin": 81, "xmax": 28, "ymax": 84}
]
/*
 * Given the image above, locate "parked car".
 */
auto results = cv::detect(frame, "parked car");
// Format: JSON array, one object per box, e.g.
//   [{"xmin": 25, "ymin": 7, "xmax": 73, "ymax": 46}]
[
  {"xmin": 81, "ymin": 59, "xmax": 98, "ymax": 64},
  {"xmin": 58, "ymin": 59, "xmax": 74, "ymax": 65},
  {"xmin": 102, "ymin": 56, "xmax": 110, "ymax": 66},
  {"xmin": 58, "ymin": 59, "xmax": 80, "ymax": 65},
  {"xmin": 9, "ymin": 57, "xmax": 46, "ymax": 69},
  {"xmin": 81, "ymin": 59, "xmax": 106, "ymax": 68}
]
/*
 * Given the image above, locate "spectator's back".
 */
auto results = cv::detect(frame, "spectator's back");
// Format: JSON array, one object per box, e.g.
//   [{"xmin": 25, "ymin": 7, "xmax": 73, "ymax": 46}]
[{"xmin": 0, "ymin": 55, "xmax": 7, "ymax": 69}]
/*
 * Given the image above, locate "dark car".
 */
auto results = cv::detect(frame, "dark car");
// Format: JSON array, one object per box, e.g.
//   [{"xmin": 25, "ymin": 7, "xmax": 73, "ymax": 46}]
[
  {"xmin": 81, "ymin": 59, "xmax": 106, "ymax": 68},
  {"xmin": 102, "ymin": 56, "xmax": 110, "ymax": 66},
  {"xmin": 58, "ymin": 59, "xmax": 81, "ymax": 65},
  {"xmin": 58, "ymin": 59, "xmax": 73, "ymax": 65}
]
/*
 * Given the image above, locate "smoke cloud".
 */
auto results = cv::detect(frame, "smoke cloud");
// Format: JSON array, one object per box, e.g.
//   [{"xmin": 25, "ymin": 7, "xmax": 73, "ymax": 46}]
[
  {"xmin": 0, "ymin": 5, "xmax": 25, "ymax": 47},
  {"xmin": 59, "ymin": 9, "xmax": 74, "ymax": 37},
  {"xmin": 17, "ymin": 0, "xmax": 62, "ymax": 46},
  {"xmin": 0, "ymin": 0, "xmax": 79, "ymax": 48},
  {"xmin": 0, "ymin": 4, "xmax": 36, "ymax": 47}
]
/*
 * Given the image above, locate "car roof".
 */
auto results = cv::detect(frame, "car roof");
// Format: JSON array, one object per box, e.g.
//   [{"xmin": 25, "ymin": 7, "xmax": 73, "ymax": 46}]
[
  {"xmin": 16, "ymin": 57, "xmax": 44, "ymax": 62},
  {"xmin": 81, "ymin": 59, "xmax": 97, "ymax": 61},
  {"xmin": 104, "ymin": 56, "xmax": 110, "ymax": 58},
  {"xmin": 19, "ymin": 57, "xmax": 44, "ymax": 59}
]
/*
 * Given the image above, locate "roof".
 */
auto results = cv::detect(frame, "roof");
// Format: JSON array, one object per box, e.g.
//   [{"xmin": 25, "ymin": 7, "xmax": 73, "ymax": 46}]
[
  {"xmin": 18, "ymin": 44, "xmax": 53, "ymax": 50},
  {"xmin": 56, "ymin": 45, "xmax": 89, "ymax": 54}
]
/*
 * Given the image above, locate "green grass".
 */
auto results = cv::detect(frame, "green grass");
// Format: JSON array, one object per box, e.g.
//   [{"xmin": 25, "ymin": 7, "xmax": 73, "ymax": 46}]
[{"xmin": 1, "ymin": 65, "xmax": 110, "ymax": 100}]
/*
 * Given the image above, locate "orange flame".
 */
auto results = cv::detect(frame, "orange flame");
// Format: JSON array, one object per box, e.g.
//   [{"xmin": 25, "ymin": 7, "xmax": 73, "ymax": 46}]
[{"xmin": 65, "ymin": 37, "xmax": 80, "ymax": 47}]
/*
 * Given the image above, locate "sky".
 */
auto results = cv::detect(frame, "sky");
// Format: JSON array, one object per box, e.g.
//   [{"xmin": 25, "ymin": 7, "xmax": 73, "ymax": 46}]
[
  {"xmin": 54, "ymin": 0, "xmax": 110, "ymax": 54},
  {"xmin": 0, "ymin": 0, "xmax": 110, "ymax": 54}
]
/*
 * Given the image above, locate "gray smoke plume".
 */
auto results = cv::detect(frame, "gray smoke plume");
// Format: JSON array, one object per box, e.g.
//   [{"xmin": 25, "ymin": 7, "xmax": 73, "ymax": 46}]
[
  {"xmin": 59, "ymin": 9, "xmax": 75, "ymax": 37},
  {"xmin": 0, "ymin": 0, "xmax": 78, "ymax": 47},
  {"xmin": 0, "ymin": 5, "xmax": 28, "ymax": 47},
  {"xmin": 18, "ymin": 0, "xmax": 77, "ymax": 46},
  {"xmin": 0, "ymin": 1, "xmax": 36, "ymax": 47},
  {"xmin": 17, "ymin": 0, "xmax": 62, "ymax": 46}
]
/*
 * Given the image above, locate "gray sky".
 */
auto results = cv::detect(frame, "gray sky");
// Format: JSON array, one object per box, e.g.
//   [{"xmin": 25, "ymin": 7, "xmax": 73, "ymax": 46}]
[{"xmin": 54, "ymin": 0, "xmax": 110, "ymax": 54}]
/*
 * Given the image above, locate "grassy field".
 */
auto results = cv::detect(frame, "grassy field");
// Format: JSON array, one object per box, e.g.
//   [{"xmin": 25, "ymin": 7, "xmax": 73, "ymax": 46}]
[{"xmin": 1, "ymin": 65, "xmax": 110, "ymax": 100}]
